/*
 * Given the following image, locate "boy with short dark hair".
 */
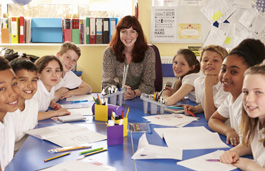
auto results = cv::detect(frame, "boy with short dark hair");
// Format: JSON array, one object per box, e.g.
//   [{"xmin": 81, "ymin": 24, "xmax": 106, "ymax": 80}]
[
  {"xmin": 10, "ymin": 58, "xmax": 39, "ymax": 150},
  {"xmin": 0, "ymin": 57, "xmax": 21, "ymax": 171}
]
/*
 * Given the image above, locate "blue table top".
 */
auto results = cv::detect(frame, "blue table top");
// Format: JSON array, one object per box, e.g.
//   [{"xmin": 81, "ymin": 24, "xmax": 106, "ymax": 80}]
[{"xmin": 6, "ymin": 96, "xmax": 247, "ymax": 171}]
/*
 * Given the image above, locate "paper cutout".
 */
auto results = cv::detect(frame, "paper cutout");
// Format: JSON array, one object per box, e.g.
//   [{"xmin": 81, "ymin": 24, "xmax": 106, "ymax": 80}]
[
  {"xmin": 211, "ymin": 10, "xmax": 223, "ymax": 22},
  {"xmin": 132, "ymin": 133, "xmax": 182, "ymax": 160}
]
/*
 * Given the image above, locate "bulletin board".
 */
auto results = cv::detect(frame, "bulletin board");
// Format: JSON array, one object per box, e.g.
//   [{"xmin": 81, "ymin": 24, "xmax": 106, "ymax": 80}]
[
  {"xmin": 150, "ymin": 0, "xmax": 265, "ymax": 47},
  {"xmin": 150, "ymin": 5, "xmax": 211, "ymax": 43}
]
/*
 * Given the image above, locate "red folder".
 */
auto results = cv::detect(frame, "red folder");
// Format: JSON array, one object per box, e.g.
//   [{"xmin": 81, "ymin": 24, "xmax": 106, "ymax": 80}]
[
  {"xmin": 89, "ymin": 18, "xmax": 96, "ymax": 44},
  {"xmin": 63, "ymin": 29, "xmax": 72, "ymax": 42},
  {"xmin": 19, "ymin": 16, "xmax": 25, "ymax": 43}
]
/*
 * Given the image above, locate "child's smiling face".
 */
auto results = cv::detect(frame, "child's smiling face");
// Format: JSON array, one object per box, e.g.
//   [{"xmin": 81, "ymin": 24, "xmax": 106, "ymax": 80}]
[
  {"xmin": 57, "ymin": 50, "xmax": 79, "ymax": 73},
  {"xmin": 200, "ymin": 50, "xmax": 223, "ymax": 75},
  {"xmin": 38, "ymin": 60, "xmax": 62, "ymax": 91},
  {"xmin": 172, "ymin": 54, "xmax": 194, "ymax": 77},
  {"xmin": 242, "ymin": 74, "xmax": 265, "ymax": 123},
  {"xmin": 16, "ymin": 69, "xmax": 38, "ymax": 100},
  {"xmin": 0, "ymin": 69, "xmax": 20, "ymax": 116},
  {"xmin": 219, "ymin": 54, "xmax": 248, "ymax": 98}
]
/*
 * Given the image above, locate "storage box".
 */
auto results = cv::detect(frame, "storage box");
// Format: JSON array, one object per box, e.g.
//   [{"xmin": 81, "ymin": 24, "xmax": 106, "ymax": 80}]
[{"xmin": 31, "ymin": 18, "xmax": 63, "ymax": 43}]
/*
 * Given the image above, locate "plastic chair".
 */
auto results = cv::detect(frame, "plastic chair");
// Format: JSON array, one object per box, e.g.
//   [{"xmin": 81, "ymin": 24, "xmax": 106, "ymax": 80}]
[{"xmin": 149, "ymin": 44, "xmax": 163, "ymax": 92}]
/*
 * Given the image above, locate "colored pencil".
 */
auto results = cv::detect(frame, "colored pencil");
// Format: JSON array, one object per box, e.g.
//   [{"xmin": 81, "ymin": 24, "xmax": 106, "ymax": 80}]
[{"xmin": 44, "ymin": 152, "xmax": 70, "ymax": 162}]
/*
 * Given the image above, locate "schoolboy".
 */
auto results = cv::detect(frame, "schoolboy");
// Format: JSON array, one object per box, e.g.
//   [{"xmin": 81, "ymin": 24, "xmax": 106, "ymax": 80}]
[
  {"xmin": 0, "ymin": 57, "xmax": 21, "ymax": 171},
  {"xmin": 10, "ymin": 58, "xmax": 39, "ymax": 150},
  {"xmin": 54, "ymin": 41, "xmax": 92, "ymax": 101}
]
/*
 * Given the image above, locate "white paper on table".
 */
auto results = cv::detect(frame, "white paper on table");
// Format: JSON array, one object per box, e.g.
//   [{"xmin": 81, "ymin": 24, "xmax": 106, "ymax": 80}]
[
  {"xmin": 66, "ymin": 94, "xmax": 94, "ymax": 101},
  {"xmin": 157, "ymin": 127, "xmax": 229, "ymax": 151},
  {"xmin": 57, "ymin": 113, "xmax": 86, "ymax": 122},
  {"xmin": 177, "ymin": 150, "xmax": 237, "ymax": 171},
  {"xmin": 131, "ymin": 133, "xmax": 182, "ymax": 160},
  {"xmin": 41, "ymin": 160, "xmax": 116, "ymax": 171},
  {"xmin": 143, "ymin": 114, "xmax": 198, "ymax": 127},
  {"xmin": 25, "ymin": 124, "xmax": 107, "ymax": 147},
  {"xmin": 154, "ymin": 126, "xmax": 210, "ymax": 139},
  {"xmin": 67, "ymin": 108, "xmax": 93, "ymax": 116},
  {"xmin": 61, "ymin": 103, "xmax": 89, "ymax": 109}
]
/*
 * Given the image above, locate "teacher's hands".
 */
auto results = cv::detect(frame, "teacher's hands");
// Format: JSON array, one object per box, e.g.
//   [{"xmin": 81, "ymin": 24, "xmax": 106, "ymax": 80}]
[{"xmin": 124, "ymin": 85, "xmax": 136, "ymax": 100}]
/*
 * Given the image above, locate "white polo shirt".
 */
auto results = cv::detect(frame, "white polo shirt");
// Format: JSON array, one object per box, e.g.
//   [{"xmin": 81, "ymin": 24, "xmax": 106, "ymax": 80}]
[
  {"xmin": 251, "ymin": 122, "xmax": 265, "ymax": 167},
  {"xmin": 33, "ymin": 80, "xmax": 55, "ymax": 112},
  {"xmin": 182, "ymin": 73, "xmax": 200, "ymax": 102},
  {"xmin": 194, "ymin": 75, "xmax": 229, "ymax": 110},
  {"xmin": 55, "ymin": 71, "xmax": 82, "ymax": 91},
  {"xmin": 0, "ymin": 109, "xmax": 20, "ymax": 171},
  {"xmin": 217, "ymin": 93, "xmax": 243, "ymax": 134}
]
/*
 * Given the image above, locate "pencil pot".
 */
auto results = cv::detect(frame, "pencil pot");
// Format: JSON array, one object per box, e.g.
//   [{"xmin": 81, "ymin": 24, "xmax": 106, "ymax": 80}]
[
  {"xmin": 93, "ymin": 104, "xmax": 108, "ymax": 122},
  {"xmin": 92, "ymin": 104, "xmax": 125, "ymax": 119},
  {"xmin": 113, "ymin": 118, "xmax": 128, "ymax": 137},
  {"xmin": 107, "ymin": 125, "xmax": 123, "ymax": 145}
]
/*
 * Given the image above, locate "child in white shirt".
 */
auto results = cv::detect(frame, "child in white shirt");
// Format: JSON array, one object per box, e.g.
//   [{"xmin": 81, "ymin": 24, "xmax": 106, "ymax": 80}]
[
  {"xmin": 10, "ymin": 58, "xmax": 39, "ymax": 150},
  {"xmin": 220, "ymin": 64, "xmax": 265, "ymax": 170},
  {"xmin": 209, "ymin": 38, "xmax": 265, "ymax": 146},
  {"xmin": 0, "ymin": 57, "xmax": 21, "ymax": 171},
  {"xmin": 54, "ymin": 42, "xmax": 92, "ymax": 101},
  {"xmin": 162, "ymin": 49, "xmax": 200, "ymax": 105},
  {"xmin": 184, "ymin": 45, "xmax": 229, "ymax": 120},
  {"xmin": 33, "ymin": 55, "xmax": 70, "ymax": 120}
]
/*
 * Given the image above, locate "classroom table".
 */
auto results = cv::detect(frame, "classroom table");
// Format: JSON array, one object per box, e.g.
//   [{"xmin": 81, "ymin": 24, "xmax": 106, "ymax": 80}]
[{"xmin": 6, "ymin": 96, "xmax": 246, "ymax": 171}]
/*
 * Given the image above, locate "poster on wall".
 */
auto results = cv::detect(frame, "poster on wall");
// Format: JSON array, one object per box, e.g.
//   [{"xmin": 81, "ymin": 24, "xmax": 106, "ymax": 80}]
[
  {"xmin": 150, "ymin": 6, "xmax": 177, "ymax": 43},
  {"xmin": 178, "ymin": 23, "xmax": 201, "ymax": 39}
]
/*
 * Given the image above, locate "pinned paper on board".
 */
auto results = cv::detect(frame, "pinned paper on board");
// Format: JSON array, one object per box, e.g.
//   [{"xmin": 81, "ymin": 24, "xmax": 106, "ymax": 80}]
[{"xmin": 178, "ymin": 23, "xmax": 201, "ymax": 39}]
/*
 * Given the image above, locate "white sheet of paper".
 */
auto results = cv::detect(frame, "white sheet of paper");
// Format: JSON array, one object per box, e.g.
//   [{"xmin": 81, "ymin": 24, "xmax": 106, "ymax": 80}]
[
  {"xmin": 238, "ymin": 8, "xmax": 259, "ymax": 30},
  {"xmin": 131, "ymin": 133, "xmax": 182, "ymax": 160},
  {"xmin": 58, "ymin": 113, "xmax": 86, "ymax": 122},
  {"xmin": 61, "ymin": 103, "xmax": 89, "ymax": 109},
  {"xmin": 154, "ymin": 126, "xmax": 210, "ymax": 139},
  {"xmin": 177, "ymin": 150, "xmax": 237, "ymax": 171},
  {"xmin": 66, "ymin": 94, "xmax": 94, "ymax": 101},
  {"xmin": 41, "ymin": 160, "xmax": 116, "ymax": 171},
  {"xmin": 143, "ymin": 114, "xmax": 198, "ymax": 127},
  {"xmin": 25, "ymin": 124, "xmax": 107, "ymax": 147},
  {"xmin": 25, "ymin": 123, "xmax": 82, "ymax": 139},
  {"xmin": 67, "ymin": 108, "xmax": 93, "ymax": 116},
  {"xmin": 156, "ymin": 127, "xmax": 229, "ymax": 150},
  {"xmin": 203, "ymin": 27, "xmax": 227, "ymax": 47}
]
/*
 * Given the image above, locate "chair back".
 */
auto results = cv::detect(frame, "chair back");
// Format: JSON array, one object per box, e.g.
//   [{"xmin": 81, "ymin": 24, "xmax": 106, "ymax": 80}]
[{"xmin": 149, "ymin": 44, "xmax": 163, "ymax": 92}]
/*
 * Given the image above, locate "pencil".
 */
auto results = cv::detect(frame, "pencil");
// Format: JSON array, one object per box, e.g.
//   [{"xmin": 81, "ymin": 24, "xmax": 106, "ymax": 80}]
[
  {"xmin": 84, "ymin": 148, "xmax": 107, "ymax": 157},
  {"xmin": 187, "ymin": 110, "xmax": 195, "ymax": 117},
  {"xmin": 126, "ymin": 107, "xmax": 130, "ymax": 118},
  {"xmin": 92, "ymin": 96, "xmax": 97, "ymax": 104},
  {"xmin": 44, "ymin": 152, "xmax": 70, "ymax": 162},
  {"xmin": 97, "ymin": 94, "xmax": 102, "ymax": 105},
  {"xmin": 206, "ymin": 159, "xmax": 220, "ymax": 162},
  {"xmin": 80, "ymin": 147, "xmax": 104, "ymax": 155},
  {"xmin": 55, "ymin": 145, "xmax": 91, "ymax": 153}
]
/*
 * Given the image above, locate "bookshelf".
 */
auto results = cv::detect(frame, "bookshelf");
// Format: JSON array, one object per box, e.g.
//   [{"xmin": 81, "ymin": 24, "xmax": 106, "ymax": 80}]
[{"xmin": 0, "ymin": 43, "xmax": 109, "ymax": 47}]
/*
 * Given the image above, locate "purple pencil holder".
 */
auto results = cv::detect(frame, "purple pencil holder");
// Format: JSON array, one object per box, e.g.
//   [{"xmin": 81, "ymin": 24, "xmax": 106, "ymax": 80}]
[{"xmin": 107, "ymin": 125, "xmax": 123, "ymax": 146}]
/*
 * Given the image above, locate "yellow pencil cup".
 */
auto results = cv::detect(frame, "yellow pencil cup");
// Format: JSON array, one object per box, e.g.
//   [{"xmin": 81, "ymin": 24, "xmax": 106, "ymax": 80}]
[{"xmin": 95, "ymin": 104, "xmax": 108, "ymax": 122}]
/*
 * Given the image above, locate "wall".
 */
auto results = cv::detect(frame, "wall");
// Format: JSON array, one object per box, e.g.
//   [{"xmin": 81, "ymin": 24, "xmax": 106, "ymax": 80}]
[{"xmin": 2, "ymin": 0, "xmax": 202, "ymax": 92}]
